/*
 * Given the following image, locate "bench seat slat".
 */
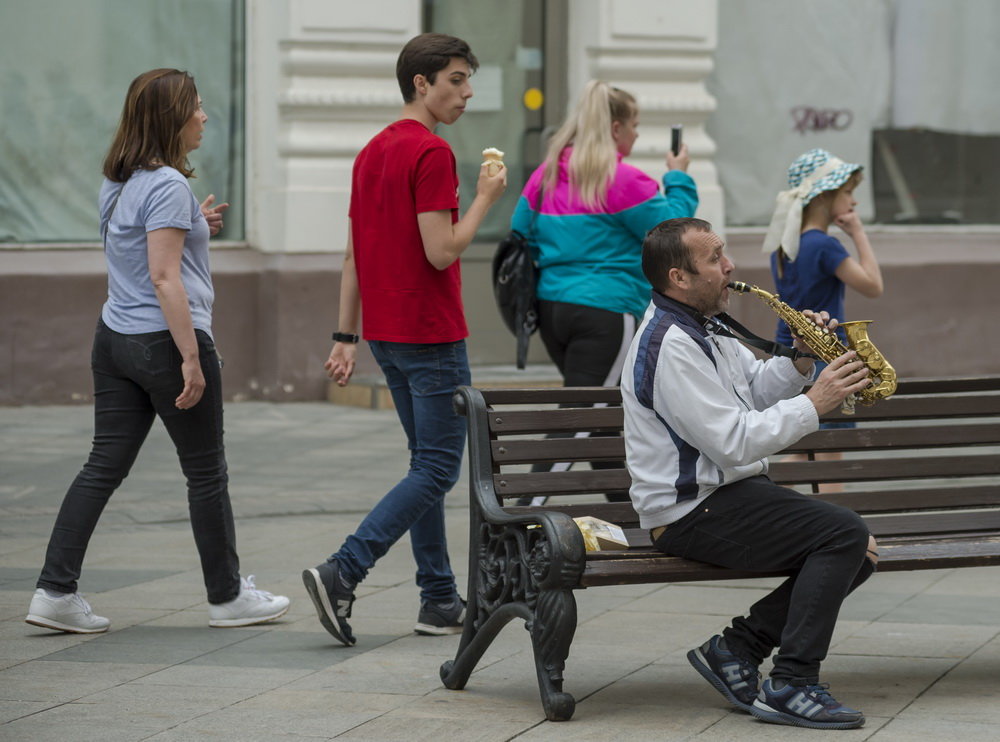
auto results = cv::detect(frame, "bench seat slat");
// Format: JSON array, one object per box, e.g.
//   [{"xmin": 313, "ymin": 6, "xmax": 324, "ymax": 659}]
[
  {"xmin": 578, "ymin": 535, "xmax": 1000, "ymax": 587},
  {"xmin": 602, "ymin": 510, "xmax": 1000, "ymax": 547},
  {"xmin": 504, "ymin": 484, "xmax": 1000, "ymax": 526}
]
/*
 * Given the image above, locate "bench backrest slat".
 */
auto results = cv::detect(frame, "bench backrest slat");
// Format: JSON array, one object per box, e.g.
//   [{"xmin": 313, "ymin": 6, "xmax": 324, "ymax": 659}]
[
  {"xmin": 490, "ymin": 423, "xmax": 1000, "ymax": 463},
  {"xmin": 785, "ymin": 423, "xmax": 1000, "ymax": 452},
  {"xmin": 494, "ymin": 470, "xmax": 630, "ymax": 498},
  {"xmin": 488, "ymin": 406, "xmax": 623, "ymax": 436},
  {"xmin": 818, "ymin": 394, "xmax": 1000, "ymax": 421},
  {"xmin": 819, "ymin": 485, "xmax": 1000, "ymax": 513},
  {"xmin": 457, "ymin": 377, "xmax": 1000, "ymax": 543},
  {"xmin": 491, "ymin": 437, "xmax": 625, "ymax": 465},
  {"xmin": 770, "ymin": 454, "xmax": 1000, "ymax": 484},
  {"xmin": 865, "ymin": 509, "xmax": 1000, "ymax": 537}
]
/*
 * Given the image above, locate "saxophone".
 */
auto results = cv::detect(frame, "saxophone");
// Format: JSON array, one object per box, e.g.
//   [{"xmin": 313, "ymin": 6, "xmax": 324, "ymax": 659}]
[{"xmin": 728, "ymin": 282, "xmax": 897, "ymax": 413}]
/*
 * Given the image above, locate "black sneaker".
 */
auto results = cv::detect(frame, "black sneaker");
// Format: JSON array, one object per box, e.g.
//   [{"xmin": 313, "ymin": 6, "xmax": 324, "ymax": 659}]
[
  {"xmin": 750, "ymin": 678, "xmax": 865, "ymax": 729},
  {"xmin": 302, "ymin": 560, "xmax": 356, "ymax": 646},
  {"xmin": 687, "ymin": 634, "xmax": 761, "ymax": 712},
  {"xmin": 414, "ymin": 597, "xmax": 466, "ymax": 636}
]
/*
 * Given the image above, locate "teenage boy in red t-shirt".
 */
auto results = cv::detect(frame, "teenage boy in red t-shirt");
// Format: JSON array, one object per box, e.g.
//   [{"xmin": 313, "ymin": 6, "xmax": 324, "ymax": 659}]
[{"xmin": 303, "ymin": 33, "xmax": 507, "ymax": 646}]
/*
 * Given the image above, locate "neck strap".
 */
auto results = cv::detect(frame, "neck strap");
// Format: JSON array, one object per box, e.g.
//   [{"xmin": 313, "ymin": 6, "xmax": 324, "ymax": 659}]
[{"xmin": 709, "ymin": 313, "xmax": 817, "ymax": 362}]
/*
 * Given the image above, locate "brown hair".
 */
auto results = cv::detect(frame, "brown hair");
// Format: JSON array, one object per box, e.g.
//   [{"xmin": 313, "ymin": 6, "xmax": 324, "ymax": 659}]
[
  {"xmin": 102, "ymin": 69, "xmax": 200, "ymax": 182},
  {"xmin": 395, "ymin": 33, "xmax": 479, "ymax": 103},
  {"xmin": 642, "ymin": 217, "xmax": 713, "ymax": 292}
]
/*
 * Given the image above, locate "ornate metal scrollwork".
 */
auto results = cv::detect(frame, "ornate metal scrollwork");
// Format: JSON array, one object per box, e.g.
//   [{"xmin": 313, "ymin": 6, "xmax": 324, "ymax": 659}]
[{"xmin": 474, "ymin": 520, "xmax": 582, "ymax": 631}]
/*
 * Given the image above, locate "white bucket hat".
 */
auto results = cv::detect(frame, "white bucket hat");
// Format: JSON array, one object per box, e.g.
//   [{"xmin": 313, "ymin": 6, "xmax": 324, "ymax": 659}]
[{"xmin": 762, "ymin": 148, "xmax": 862, "ymax": 260}]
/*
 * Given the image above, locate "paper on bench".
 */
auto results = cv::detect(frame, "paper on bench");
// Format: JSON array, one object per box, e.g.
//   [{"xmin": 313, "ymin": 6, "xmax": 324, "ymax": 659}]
[{"xmin": 573, "ymin": 516, "xmax": 629, "ymax": 552}]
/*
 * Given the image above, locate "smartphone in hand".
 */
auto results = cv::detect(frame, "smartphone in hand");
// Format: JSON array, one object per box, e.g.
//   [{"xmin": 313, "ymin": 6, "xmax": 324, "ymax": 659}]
[{"xmin": 670, "ymin": 124, "xmax": 683, "ymax": 156}]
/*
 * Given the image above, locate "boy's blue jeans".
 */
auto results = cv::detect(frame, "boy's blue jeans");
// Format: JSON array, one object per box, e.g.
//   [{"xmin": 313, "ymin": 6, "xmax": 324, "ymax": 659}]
[{"xmin": 332, "ymin": 339, "xmax": 470, "ymax": 603}]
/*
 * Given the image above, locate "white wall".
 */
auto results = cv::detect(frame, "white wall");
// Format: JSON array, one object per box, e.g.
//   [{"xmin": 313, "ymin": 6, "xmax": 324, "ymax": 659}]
[
  {"xmin": 246, "ymin": 0, "xmax": 421, "ymax": 254},
  {"xmin": 245, "ymin": 0, "xmax": 723, "ymax": 254},
  {"xmin": 567, "ymin": 0, "xmax": 724, "ymax": 230}
]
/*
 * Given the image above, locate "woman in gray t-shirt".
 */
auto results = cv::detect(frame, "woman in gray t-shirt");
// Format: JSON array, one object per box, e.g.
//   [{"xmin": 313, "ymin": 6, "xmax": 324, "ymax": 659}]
[{"xmin": 26, "ymin": 69, "xmax": 289, "ymax": 634}]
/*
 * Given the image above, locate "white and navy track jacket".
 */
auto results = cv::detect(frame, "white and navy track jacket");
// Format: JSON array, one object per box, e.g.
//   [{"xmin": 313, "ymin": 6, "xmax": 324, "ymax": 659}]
[{"xmin": 621, "ymin": 291, "xmax": 819, "ymax": 530}]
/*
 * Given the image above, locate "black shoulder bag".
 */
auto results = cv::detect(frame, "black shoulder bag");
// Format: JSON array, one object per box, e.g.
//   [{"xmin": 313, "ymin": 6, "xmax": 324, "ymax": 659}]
[{"xmin": 492, "ymin": 190, "xmax": 541, "ymax": 369}]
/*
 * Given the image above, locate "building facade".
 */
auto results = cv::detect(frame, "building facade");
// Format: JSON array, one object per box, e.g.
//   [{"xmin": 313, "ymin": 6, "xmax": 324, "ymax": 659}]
[{"xmin": 1, "ymin": 0, "xmax": 997, "ymax": 404}]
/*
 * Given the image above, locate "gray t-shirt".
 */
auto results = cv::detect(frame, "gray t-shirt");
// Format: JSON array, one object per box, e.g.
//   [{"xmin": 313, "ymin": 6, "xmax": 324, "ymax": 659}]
[{"xmin": 99, "ymin": 167, "xmax": 213, "ymax": 337}]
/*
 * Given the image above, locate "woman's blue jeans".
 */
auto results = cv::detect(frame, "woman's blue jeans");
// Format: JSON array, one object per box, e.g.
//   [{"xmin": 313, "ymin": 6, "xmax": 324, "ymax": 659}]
[
  {"xmin": 332, "ymin": 339, "xmax": 471, "ymax": 603},
  {"xmin": 37, "ymin": 319, "xmax": 241, "ymax": 604}
]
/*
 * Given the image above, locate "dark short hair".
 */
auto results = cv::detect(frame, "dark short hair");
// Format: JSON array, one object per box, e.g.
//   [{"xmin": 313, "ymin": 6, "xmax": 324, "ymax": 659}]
[
  {"xmin": 641, "ymin": 217, "xmax": 714, "ymax": 292},
  {"xmin": 103, "ymin": 68, "xmax": 199, "ymax": 182},
  {"xmin": 396, "ymin": 33, "xmax": 479, "ymax": 103}
]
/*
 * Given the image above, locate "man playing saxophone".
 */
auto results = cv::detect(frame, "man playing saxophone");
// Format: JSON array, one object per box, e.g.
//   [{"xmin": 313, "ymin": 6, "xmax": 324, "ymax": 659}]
[{"xmin": 621, "ymin": 217, "xmax": 878, "ymax": 730}]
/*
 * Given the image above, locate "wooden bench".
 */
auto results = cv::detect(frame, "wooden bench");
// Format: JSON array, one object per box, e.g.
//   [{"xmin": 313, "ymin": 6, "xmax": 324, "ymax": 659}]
[{"xmin": 439, "ymin": 376, "xmax": 1000, "ymax": 721}]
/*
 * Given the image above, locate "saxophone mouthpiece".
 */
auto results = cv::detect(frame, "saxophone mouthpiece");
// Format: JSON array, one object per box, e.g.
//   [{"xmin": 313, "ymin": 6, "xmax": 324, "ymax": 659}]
[{"xmin": 728, "ymin": 281, "xmax": 750, "ymax": 293}]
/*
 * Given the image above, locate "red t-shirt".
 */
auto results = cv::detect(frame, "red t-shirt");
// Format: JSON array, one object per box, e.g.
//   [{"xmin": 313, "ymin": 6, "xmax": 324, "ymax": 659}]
[{"xmin": 349, "ymin": 119, "xmax": 467, "ymax": 343}]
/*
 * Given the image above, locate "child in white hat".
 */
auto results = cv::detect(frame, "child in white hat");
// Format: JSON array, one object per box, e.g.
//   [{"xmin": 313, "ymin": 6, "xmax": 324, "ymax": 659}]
[{"xmin": 762, "ymin": 148, "xmax": 884, "ymax": 350}]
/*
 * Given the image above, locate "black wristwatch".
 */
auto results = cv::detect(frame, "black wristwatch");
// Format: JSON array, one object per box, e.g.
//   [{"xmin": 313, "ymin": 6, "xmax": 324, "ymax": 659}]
[{"xmin": 332, "ymin": 332, "xmax": 360, "ymax": 344}]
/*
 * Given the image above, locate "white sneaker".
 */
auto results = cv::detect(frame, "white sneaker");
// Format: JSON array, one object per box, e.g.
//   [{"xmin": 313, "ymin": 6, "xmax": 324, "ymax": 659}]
[
  {"xmin": 208, "ymin": 575, "xmax": 290, "ymax": 627},
  {"xmin": 25, "ymin": 588, "xmax": 110, "ymax": 634}
]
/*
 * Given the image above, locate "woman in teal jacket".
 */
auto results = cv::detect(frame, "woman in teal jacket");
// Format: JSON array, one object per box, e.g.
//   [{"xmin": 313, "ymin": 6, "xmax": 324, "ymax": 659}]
[{"xmin": 510, "ymin": 80, "xmax": 698, "ymax": 501}]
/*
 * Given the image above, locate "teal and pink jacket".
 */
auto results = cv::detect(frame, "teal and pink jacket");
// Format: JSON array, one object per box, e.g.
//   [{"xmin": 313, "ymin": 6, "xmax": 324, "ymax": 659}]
[{"xmin": 510, "ymin": 148, "xmax": 698, "ymax": 320}]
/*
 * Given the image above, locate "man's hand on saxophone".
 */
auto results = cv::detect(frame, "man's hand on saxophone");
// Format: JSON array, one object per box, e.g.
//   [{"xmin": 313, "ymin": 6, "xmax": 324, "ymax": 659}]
[{"xmin": 799, "ymin": 310, "xmax": 871, "ymax": 415}]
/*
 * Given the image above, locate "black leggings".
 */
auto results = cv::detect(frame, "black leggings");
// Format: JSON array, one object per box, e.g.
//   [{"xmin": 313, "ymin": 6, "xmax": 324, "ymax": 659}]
[
  {"xmin": 538, "ymin": 300, "xmax": 634, "ymax": 387},
  {"xmin": 524, "ymin": 300, "xmax": 636, "ymax": 504}
]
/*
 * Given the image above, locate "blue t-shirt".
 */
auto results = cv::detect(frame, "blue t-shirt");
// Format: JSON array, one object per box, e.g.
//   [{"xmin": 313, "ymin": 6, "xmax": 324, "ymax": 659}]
[
  {"xmin": 770, "ymin": 229, "xmax": 849, "ymax": 345},
  {"xmin": 99, "ymin": 167, "xmax": 213, "ymax": 337}
]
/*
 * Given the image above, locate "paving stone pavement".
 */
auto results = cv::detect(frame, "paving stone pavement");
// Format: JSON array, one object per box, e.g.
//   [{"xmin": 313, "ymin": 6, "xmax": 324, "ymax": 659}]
[{"xmin": 1, "ymin": 401, "xmax": 999, "ymax": 741}]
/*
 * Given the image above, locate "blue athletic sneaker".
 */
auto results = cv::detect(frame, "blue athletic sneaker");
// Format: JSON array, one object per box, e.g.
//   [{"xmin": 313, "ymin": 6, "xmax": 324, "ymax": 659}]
[
  {"xmin": 687, "ymin": 635, "xmax": 761, "ymax": 712},
  {"xmin": 750, "ymin": 678, "xmax": 865, "ymax": 729}
]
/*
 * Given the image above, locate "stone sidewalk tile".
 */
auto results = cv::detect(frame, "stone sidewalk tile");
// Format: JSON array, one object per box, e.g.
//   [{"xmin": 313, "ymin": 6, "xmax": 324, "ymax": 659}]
[
  {"xmin": 832, "ymin": 620, "xmax": 998, "ymax": 658},
  {"xmin": 869, "ymin": 717, "xmax": 1000, "ymax": 741}
]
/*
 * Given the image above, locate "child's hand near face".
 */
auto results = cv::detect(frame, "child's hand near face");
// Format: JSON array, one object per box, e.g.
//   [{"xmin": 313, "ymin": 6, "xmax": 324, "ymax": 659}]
[{"xmin": 834, "ymin": 210, "xmax": 864, "ymax": 237}]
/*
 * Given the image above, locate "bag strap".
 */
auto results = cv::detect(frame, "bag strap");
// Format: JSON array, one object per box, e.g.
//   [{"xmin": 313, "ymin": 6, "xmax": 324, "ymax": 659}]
[
  {"xmin": 526, "ymin": 186, "xmax": 542, "ymax": 240},
  {"xmin": 710, "ymin": 312, "xmax": 818, "ymax": 361},
  {"xmin": 101, "ymin": 181, "xmax": 126, "ymax": 248}
]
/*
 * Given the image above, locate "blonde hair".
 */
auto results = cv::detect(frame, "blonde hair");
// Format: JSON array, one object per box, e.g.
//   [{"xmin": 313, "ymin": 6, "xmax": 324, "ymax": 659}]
[{"xmin": 542, "ymin": 80, "xmax": 636, "ymax": 209}]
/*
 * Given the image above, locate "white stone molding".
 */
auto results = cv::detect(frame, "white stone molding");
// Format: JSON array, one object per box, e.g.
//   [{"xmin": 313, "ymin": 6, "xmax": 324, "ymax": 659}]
[
  {"xmin": 567, "ymin": 0, "xmax": 725, "ymax": 230},
  {"xmin": 246, "ymin": 0, "xmax": 419, "ymax": 253}
]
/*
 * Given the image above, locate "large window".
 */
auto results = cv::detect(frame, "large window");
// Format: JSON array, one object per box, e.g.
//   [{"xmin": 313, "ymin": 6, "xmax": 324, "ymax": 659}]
[
  {"xmin": 0, "ymin": 0, "xmax": 245, "ymax": 243},
  {"xmin": 707, "ymin": 0, "xmax": 1000, "ymax": 227}
]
